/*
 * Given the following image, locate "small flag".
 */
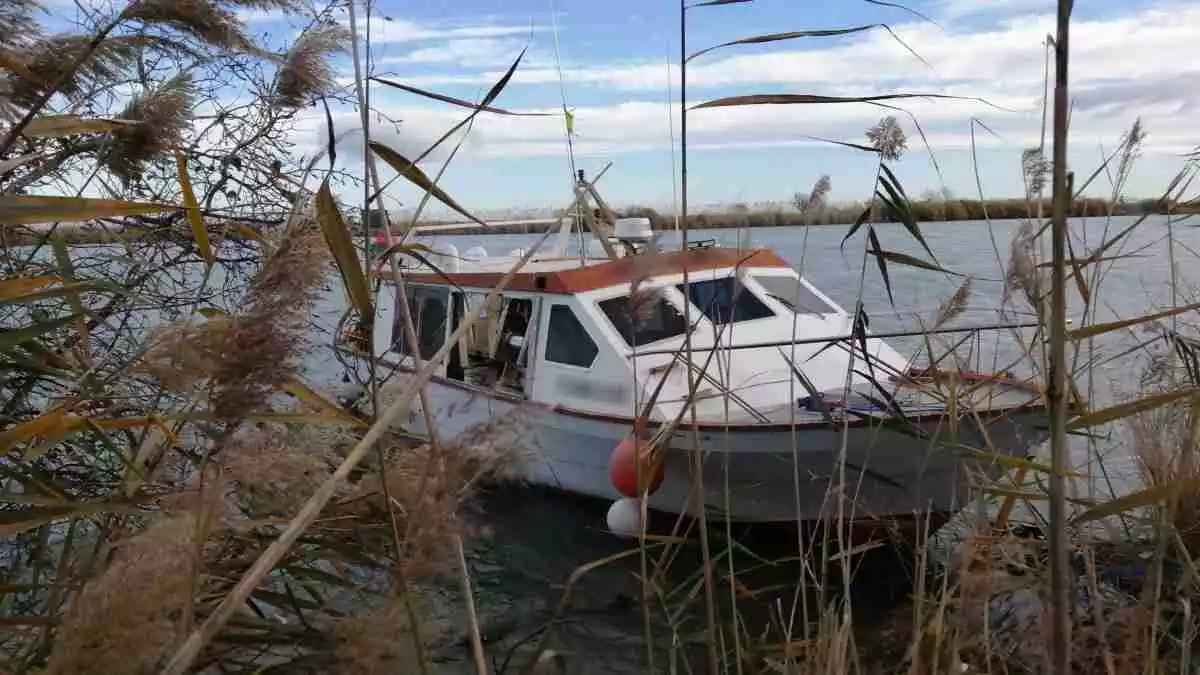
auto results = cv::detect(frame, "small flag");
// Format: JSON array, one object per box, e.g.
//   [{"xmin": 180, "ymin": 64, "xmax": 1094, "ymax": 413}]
[{"xmin": 369, "ymin": 230, "xmax": 389, "ymax": 254}]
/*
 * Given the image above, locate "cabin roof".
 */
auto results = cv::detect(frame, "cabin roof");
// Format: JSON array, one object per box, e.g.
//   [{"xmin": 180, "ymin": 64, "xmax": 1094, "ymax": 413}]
[{"xmin": 390, "ymin": 246, "xmax": 793, "ymax": 295}]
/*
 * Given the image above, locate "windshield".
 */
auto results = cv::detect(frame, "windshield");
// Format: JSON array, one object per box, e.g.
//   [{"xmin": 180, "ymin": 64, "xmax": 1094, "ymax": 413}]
[
  {"xmin": 597, "ymin": 292, "xmax": 689, "ymax": 346},
  {"xmin": 751, "ymin": 275, "xmax": 837, "ymax": 316},
  {"xmin": 676, "ymin": 277, "xmax": 775, "ymax": 325}
]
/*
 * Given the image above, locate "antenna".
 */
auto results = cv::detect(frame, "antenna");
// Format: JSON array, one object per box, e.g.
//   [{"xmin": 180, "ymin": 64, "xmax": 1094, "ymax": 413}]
[{"xmin": 679, "ymin": 0, "xmax": 689, "ymax": 251}]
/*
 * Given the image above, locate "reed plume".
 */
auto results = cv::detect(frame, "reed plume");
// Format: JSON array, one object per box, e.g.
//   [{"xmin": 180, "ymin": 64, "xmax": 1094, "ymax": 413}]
[
  {"xmin": 1004, "ymin": 219, "xmax": 1043, "ymax": 312},
  {"xmin": 625, "ymin": 241, "xmax": 666, "ymax": 332},
  {"xmin": 336, "ymin": 409, "xmax": 529, "ymax": 576},
  {"xmin": 210, "ymin": 214, "xmax": 328, "ymax": 419},
  {"xmin": 122, "ymin": 0, "xmax": 252, "ymax": 51},
  {"xmin": 1113, "ymin": 119, "xmax": 1147, "ymax": 199},
  {"xmin": 44, "ymin": 517, "xmax": 196, "ymax": 675},
  {"xmin": 221, "ymin": 426, "xmax": 342, "ymax": 515},
  {"xmin": 798, "ymin": 173, "xmax": 832, "ymax": 221},
  {"xmin": 141, "ymin": 211, "xmax": 330, "ymax": 423},
  {"xmin": 330, "ymin": 595, "xmax": 432, "ymax": 675},
  {"xmin": 1023, "ymin": 147, "xmax": 1050, "ymax": 200},
  {"xmin": 934, "ymin": 275, "xmax": 973, "ymax": 328},
  {"xmin": 5, "ymin": 34, "xmax": 138, "ymax": 108},
  {"xmin": 274, "ymin": 22, "xmax": 351, "ymax": 108},
  {"xmin": 866, "ymin": 115, "xmax": 908, "ymax": 162},
  {"xmin": 221, "ymin": 0, "xmax": 305, "ymax": 11},
  {"xmin": 105, "ymin": 72, "xmax": 195, "ymax": 183},
  {"xmin": 0, "ymin": 1, "xmax": 40, "ymax": 51}
]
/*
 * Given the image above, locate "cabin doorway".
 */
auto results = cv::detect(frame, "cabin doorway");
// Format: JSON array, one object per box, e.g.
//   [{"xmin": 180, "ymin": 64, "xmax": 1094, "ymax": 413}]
[{"xmin": 447, "ymin": 291, "xmax": 536, "ymax": 398}]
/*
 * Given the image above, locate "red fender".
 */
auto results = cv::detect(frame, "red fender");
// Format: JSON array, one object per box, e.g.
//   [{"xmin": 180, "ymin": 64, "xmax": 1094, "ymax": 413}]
[{"xmin": 608, "ymin": 435, "xmax": 664, "ymax": 498}]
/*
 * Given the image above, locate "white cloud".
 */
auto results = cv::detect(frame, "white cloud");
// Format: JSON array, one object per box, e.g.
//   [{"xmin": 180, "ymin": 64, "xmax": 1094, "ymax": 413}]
[
  {"xmin": 393, "ymin": 5, "xmax": 1200, "ymax": 96},
  {"xmin": 342, "ymin": 3, "xmax": 1198, "ymax": 154},
  {"xmin": 392, "ymin": 38, "xmax": 524, "ymax": 64},
  {"xmin": 371, "ymin": 37, "xmax": 563, "ymax": 70},
  {"xmin": 352, "ymin": 15, "xmax": 541, "ymax": 44},
  {"xmin": 235, "ymin": 8, "xmax": 292, "ymax": 24},
  {"xmin": 936, "ymin": 0, "xmax": 1053, "ymax": 22}
]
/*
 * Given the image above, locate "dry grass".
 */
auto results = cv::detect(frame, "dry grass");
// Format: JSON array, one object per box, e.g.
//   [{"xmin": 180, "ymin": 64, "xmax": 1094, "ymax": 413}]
[{"xmin": 1124, "ymin": 384, "xmax": 1200, "ymax": 555}]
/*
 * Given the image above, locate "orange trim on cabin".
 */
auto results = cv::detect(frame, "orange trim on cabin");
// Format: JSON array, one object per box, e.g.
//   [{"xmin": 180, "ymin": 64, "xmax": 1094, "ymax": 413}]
[{"xmin": 387, "ymin": 246, "xmax": 793, "ymax": 295}]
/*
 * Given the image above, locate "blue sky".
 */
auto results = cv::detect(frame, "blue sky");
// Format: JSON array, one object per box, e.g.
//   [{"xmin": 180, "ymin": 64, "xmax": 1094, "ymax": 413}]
[{"xmin": 51, "ymin": 0, "xmax": 1200, "ymax": 215}]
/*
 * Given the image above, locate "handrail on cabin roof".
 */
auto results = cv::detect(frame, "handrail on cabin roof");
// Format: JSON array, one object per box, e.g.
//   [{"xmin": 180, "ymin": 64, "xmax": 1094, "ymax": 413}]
[{"xmin": 624, "ymin": 321, "xmax": 1042, "ymax": 357}]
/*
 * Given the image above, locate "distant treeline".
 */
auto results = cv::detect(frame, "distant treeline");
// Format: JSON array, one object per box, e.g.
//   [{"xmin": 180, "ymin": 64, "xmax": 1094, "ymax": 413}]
[
  {"xmin": 633, "ymin": 197, "xmax": 1198, "ymax": 229},
  {"xmin": 396, "ymin": 197, "xmax": 1197, "ymax": 236}
]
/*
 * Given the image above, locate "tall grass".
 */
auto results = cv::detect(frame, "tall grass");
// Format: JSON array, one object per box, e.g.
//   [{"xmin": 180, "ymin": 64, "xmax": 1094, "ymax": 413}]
[
  {"xmin": 0, "ymin": 1, "xmax": 526, "ymax": 672},
  {"xmin": 2, "ymin": 0, "xmax": 1200, "ymax": 674}
]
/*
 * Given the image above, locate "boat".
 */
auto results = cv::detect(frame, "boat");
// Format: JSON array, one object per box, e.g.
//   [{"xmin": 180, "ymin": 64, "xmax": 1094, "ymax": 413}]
[{"xmin": 335, "ymin": 191, "xmax": 1050, "ymax": 541}]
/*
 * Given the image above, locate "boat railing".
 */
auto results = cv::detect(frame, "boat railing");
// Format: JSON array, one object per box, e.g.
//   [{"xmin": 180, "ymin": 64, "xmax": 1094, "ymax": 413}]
[{"xmin": 622, "ymin": 320, "xmax": 1041, "ymax": 358}]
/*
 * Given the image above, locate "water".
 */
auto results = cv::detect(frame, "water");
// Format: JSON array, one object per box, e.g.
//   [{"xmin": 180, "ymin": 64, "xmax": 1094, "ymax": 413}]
[{"xmin": 301, "ymin": 216, "xmax": 1200, "ymax": 673}]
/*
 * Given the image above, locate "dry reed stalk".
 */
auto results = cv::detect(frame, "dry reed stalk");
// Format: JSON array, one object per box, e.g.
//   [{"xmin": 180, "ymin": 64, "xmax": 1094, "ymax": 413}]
[
  {"xmin": 675, "ymin": 7, "xmax": 722, "ymax": 671},
  {"xmin": 1047, "ymin": 2, "xmax": 1075, "ymax": 669},
  {"xmin": 454, "ymin": 534, "xmax": 488, "ymax": 675},
  {"xmin": 160, "ymin": 231, "xmax": 550, "ymax": 675}
]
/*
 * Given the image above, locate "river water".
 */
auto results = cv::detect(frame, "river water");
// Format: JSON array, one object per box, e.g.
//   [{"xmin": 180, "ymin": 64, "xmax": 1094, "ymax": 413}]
[{"xmin": 299, "ymin": 215, "xmax": 1200, "ymax": 673}]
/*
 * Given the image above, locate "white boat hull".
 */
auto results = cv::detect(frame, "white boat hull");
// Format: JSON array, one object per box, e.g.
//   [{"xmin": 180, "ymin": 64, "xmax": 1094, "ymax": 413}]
[{"xmin": 386, "ymin": 371, "xmax": 1048, "ymax": 526}]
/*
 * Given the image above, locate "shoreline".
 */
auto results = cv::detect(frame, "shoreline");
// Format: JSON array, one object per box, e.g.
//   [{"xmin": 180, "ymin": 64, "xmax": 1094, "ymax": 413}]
[
  {"xmin": 5, "ymin": 199, "xmax": 1191, "ymax": 246},
  {"xmin": 386, "ymin": 205, "xmax": 1190, "ymax": 237}
]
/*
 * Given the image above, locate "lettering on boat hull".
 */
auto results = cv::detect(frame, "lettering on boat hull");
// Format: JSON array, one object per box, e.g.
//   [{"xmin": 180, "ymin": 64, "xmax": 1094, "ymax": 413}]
[{"xmin": 556, "ymin": 375, "xmax": 627, "ymax": 405}]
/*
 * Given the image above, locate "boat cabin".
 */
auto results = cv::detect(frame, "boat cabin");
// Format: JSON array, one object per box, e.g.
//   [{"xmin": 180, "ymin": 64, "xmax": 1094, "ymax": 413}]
[{"xmin": 380, "ymin": 239, "xmax": 913, "ymax": 424}]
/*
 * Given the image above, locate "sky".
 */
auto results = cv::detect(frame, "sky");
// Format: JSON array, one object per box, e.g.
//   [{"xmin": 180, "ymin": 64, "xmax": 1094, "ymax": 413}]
[{"xmin": 44, "ymin": 0, "xmax": 1200, "ymax": 216}]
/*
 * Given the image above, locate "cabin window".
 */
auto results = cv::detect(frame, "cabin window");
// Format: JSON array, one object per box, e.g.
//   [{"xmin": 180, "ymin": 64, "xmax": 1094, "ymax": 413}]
[
  {"xmin": 393, "ymin": 285, "xmax": 449, "ymax": 360},
  {"xmin": 677, "ymin": 277, "xmax": 774, "ymax": 325},
  {"xmin": 752, "ymin": 275, "xmax": 837, "ymax": 315},
  {"xmin": 545, "ymin": 304, "xmax": 598, "ymax": 367},
  {"xmin": 598, "ymin": 293, "xmax": 688, "ymax": 347}
]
